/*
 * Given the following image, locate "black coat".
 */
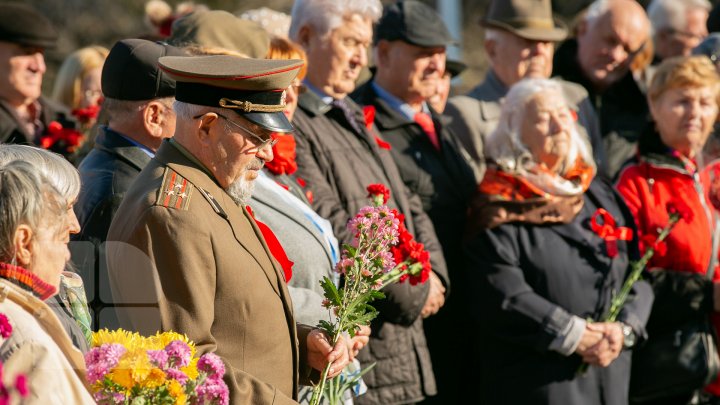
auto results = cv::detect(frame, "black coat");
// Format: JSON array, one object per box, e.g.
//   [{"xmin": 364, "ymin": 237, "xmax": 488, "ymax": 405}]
[
  {"xmin": 72, "ymin": 127, "xmax": 151, "ymax": 330},
  {"xmin": 464, "ymin": 178, "xmax": 654, "ymax": 405},
  {"xmin": 351, "ymin": 81, "xmax": 477, "ymax": 404},
  {"xmin": 553, "ymin": 40, "xmax": 649, "ymax": 179},
  {"xmin": 0, "ymin": 96, "xmax": 75, "ymax": 144},
  {"xmin": 293, "ymin": 90, "xmax": 448, "ymax": 404}
]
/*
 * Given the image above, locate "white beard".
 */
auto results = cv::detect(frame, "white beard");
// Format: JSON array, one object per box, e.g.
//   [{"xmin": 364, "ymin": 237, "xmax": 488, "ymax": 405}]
[{"xmin": 226, "ymin": 176, "xmax": 255, "ymax": 205}]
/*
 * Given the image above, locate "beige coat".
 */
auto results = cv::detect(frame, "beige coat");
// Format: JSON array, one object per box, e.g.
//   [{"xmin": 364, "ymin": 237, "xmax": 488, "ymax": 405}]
[
  {"xmin": 0, "ymin": 279, "xmax": 94, "ymax": 404},
  {"xmin": 106, "ymin": 140, "xmax": 312, "ymax": 405}
]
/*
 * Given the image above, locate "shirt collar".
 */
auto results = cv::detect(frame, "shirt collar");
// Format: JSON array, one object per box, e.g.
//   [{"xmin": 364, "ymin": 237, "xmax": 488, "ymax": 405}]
[
  {"xmin": 303, "ymin": 81, "xmax": 334, "ymax": 105},
  {"xmin": 115, "ymin": 131, "xmax": 155, "ymax": 158},
  {"xmin": 371, "ymin": 81, "xmax": 429, "ymax": 121}
]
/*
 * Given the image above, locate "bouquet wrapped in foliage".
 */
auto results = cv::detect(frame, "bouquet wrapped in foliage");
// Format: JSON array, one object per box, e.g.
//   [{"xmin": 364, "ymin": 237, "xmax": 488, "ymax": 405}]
[
  {"xmin": 310, "ymin": 184, "xmax": 431, "ymax": 405},
  {"xmin": 85, "ymin": 329, "xmax": 228, "ymax": 405}
]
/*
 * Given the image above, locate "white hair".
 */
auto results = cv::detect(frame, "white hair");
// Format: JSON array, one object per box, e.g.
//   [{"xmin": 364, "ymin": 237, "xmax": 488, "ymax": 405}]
[
  {"xmin": 0, "ymin": 145, "xmax": 80, "ymax": 203},
  {"xmin": 0, "ymin": 160, "xmax": 65, "ymax": 263},
  {"xmin": 485, "ymin": 78, "xmax": 595, "ymax": 192},
  {"xmin": 647, "ymin": 0, "xmax": 711, "ymax": 38},
  {"xmin": 173, "ymin": 100, "xmax": 235, "ymax": 133},
  {"xmin": 289, "ymin": 0, "xmax": 382, "ymax": 42}
]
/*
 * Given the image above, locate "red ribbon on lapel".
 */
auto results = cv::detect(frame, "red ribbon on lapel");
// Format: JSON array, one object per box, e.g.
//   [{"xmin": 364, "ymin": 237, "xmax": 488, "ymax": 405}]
[
  {"xmin": 590, "ymin": 208, "xmax": 633, "ymax": 258},
  {"xmin": 245, "ymin": 206, "xmax": 293, "ymax": 282}
]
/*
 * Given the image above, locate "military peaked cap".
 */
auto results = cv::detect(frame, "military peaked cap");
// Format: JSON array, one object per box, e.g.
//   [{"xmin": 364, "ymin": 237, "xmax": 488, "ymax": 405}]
[{"xmin": 159, "ymin": 55, "xmax": 303, "ymax": 133}]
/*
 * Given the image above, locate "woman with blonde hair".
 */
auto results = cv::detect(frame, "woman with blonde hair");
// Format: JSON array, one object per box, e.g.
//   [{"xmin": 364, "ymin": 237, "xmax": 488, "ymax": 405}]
[
  {"xmin": 616, "ymin": 55, "xmax": 720, "ymax": 404},
  {"xmin": 52, "ymin": 46, "xmax": 109, "ymax": 129}
]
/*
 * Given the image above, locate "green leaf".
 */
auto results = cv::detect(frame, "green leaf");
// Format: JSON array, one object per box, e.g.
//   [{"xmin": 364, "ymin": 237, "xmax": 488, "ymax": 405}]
[{"xmin": 320, "ymin": 277, "xmax": 342, "ymax": 307}]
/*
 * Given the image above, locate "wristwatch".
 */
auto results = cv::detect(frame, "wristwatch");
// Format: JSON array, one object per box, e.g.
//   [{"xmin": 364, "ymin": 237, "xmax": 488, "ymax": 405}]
[{"xmin": 621, "ymin": 323, "xmax": 636, "ymax": 349}]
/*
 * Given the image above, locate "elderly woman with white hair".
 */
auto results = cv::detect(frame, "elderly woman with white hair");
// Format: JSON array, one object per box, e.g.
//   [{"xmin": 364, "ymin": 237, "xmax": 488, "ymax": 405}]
[
  {"xmin": 0, "ymin": 157, "xmax": 94, "ymax": 403},
  {"xmin": 0, "ymin": 145, "xmax": 91, "ymax": 352},
  {"xmin": 464, "ymin": 78, "xmax": 653, "ymax": 405}
]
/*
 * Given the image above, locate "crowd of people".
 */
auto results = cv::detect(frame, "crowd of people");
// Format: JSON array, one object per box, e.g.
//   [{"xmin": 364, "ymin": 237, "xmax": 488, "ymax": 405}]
[{"xmin": 3, "ymin": 0, "xmax": 720, "ymax": 404}]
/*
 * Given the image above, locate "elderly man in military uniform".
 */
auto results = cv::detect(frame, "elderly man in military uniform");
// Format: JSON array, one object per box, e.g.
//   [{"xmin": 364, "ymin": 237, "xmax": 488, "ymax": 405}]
[
  {"xmin": 106, "ymin": 55, "xmax": 349, "ymax": 404},
  {"xmin": 445, "ymin": 0, "xmax": 605, "ymax": 179}
]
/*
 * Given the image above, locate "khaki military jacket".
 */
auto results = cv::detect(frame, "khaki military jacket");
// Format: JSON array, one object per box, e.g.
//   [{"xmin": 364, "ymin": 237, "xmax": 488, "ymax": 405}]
[
  {"xmin": 106, "ymin": 140, "xmax": 312, "ymax": 404},
  {"xmin": 445, "ymin": 70, "xmax": 606, "ymax": 180}
]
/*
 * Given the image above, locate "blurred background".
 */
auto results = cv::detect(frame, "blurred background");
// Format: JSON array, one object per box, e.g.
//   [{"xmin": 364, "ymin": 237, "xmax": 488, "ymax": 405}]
[{"xmin": 22, "ymin": 0, "xmax": 652, "ymax": 95}]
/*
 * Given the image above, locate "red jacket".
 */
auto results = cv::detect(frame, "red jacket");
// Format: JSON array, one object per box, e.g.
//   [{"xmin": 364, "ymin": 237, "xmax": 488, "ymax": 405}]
[{"xmin": 617, "ymin": 153, "xmax": 720, "ymax": 395}]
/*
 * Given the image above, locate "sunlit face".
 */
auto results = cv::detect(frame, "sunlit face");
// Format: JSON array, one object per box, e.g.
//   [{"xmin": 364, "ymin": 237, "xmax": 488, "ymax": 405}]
[
  {"xmin": 0, "ymin": 41, "xmax": 46, "ymax": 105},
  {"xmin": 651, "ymin": 85, "xmax": 719, "ymax": 158},
  {"xmin": 303, "ymin": 14, "xmax": 373, "ymax": 99},
  {"xmin": 79, "ymin": 66, "xmax": 103, "ymax": 109},
  {"xmin": 28, "ymin": 215, "xmax": 70, "ymax": 291},
  {"xmin": 428, "ymin": 72, "xmax": 452, "ymax": 113},
  {"xmin": 487, "ymin": 30, "xmax": 554, "ymax": 87},
  {"xmin": 520, "ymin": 91, "xmax": 574, "ymax": 173},
  {"xmin": 207, "ymin": 114, "xmax": 274, "ymax": 196},
  {"xmin": 656, "ymin": 8, "xmax": 708, "ymax": 60},
  {"xmin": 577, "ymin": 10, "xmax": 649, "ymax": 90},
  {"xmin": 283, "ymin": 80, "xmax": 302, "ymax": 121},
  {"xmin": 378, "ymin": 40, "xmax": 446, "ymax": 105}
]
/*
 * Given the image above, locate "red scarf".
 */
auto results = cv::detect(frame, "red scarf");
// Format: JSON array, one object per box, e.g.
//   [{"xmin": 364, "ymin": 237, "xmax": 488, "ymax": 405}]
[
  {"xmin": 0, "ymin": 262, "xmax": 57, "ymax": 300},
  {"xmin": 245, "ymin": 206, "xmax": 293, "ymax": 282},
  {"xmin": 265, "ymin": 134, "xmax": 298, "ymax": 176}
]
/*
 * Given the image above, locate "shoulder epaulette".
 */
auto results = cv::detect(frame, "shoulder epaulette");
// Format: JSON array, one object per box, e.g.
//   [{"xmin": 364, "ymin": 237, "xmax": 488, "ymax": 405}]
[
  {"xmin": 196, "ymin": 187, "xmax": 228, "ymax": 219},
  {"xmin": 156, "ymin": 168, "xmax": 193, "ymax": 210}
]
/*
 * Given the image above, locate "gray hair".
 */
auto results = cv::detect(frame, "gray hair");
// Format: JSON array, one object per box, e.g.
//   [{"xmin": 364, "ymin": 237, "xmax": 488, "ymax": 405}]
[
  {"xmin": 485, "ymin": 78, "xmax": 595, "ymax": 180},
  {"xmin": 289, "ymin": 0, "xmax": 382, "ymax": 42},
  {"xmin": 102, "ymin": 97, "xmax": 175, "ymax": 124},
  {"xmin": 0, "ymin": 145, "xmax": 80, "ymax": 203},
  {"xmin": 584, "ymin": 0, "xmax": 612, "ymax": 26},
  {"xmin": 0, "ymin": 160, "xmax": 65, "ymax": 263},
  {"xmin": 647, "ymin": 0, "xmax": 711, "ymax": 37},
  {"xmin": 173, "ymin": 100, "xmax": 233, "ymax": 133}
]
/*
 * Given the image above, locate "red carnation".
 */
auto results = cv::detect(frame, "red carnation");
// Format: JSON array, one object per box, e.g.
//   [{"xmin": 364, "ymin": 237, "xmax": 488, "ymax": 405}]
[
  {"xmin": 367, "ymin": 184, "xmax": 391, "ymax": 205},
  {"xmin": 667, "ymin": 199, "xmax": 694, "ymax": 223},
  {"xmin": 639, "ymin": 233, "xmax": 667, "ymax": 257}
]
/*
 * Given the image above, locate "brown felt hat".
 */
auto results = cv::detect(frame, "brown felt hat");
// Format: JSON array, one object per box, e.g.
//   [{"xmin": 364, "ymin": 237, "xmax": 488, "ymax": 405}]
[
  {"xmin": 168, "ymin": 10, "xmax": 270, "ymax": 58},
  {"xmin": 481, "ymin": 0, "xmax": 567, "ymax": 42},
  {"xmin": 159, "ymin": 55, "xmax": 303, "ymax": 133}
]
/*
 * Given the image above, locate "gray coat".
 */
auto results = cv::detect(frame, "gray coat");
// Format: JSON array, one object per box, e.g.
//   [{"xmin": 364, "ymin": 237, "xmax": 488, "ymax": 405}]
[
  {"xmin": 248, "ymin": 172, "xmax": 337, "ymax": 326},
  {"xmin": 444, "ymin": 70, "xmax": 606, "ymax": 180},
  {"xmin": 293, "ymin": 90, "xmax": 448, "ymax": 404}
]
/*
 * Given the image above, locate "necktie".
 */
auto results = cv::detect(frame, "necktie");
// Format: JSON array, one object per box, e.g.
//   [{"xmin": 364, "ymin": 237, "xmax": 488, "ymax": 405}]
[
  {"xmin": 332, "ymin": 98, "xmax": 365, "ymax": 135},
  {"xmin": 245, "ymin": 205, "xmax": 294, "ymax": 282},
  {"xmin": 414, "ymin": 112, "xmax": 440, "ymax": 150}
]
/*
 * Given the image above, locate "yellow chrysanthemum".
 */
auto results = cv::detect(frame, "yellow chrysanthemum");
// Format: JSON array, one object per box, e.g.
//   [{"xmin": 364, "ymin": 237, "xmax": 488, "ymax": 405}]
[
  {"xmin": 181, "ymin": 357, "xmax": 199, "ymax": 380},
  {"xmin": 109, "ymin": 368, "xmax": 134, "ymax": 391},
  {"xmin": 92, "ymin": 328, "xmax": 146, "ymax": 351},
  {"xmin": 149, "ymin": 331, "xmax": 196, "ymax": 357},
  {"xmin": 144, "ymin": 368, "xmax": 166, "ymax": 388},
  {"xmin": 114, "ymin": 348, "xmax": 152, "ymax": 385},
  {"xmin": 167, "ymin": 379, "xmax": 187, "ymax": 405}
]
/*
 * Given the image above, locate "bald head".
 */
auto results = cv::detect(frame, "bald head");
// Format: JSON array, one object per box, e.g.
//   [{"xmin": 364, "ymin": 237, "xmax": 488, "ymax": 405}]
[{"xmin": 576, "ymin": 0, "xmax": 650, "ymax": 91}]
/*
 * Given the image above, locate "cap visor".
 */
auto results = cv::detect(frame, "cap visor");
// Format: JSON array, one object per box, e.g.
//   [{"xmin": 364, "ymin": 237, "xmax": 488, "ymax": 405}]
[{"xmin": 241, "ymin": 111, "xmax": 294, "ymax": 133}]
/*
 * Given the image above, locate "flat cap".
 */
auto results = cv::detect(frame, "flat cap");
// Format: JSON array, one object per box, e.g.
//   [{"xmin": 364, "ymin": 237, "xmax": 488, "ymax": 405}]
[
  {"xmin": 693, "ymin": 33, "xmax": 720, "ymax": 64},
  {"xmin": 168, "ymin": 10, "xmax": 270, "ymax": 58},
  {"xmin": 102, "ymin": 39, "xmax": 186, "ymax": 101},
  {"xmin": 0, "ymin": 3, "xmax": 57, "ymax": 48},
  {"xmin": 375, "ymin": 0, "xmax": 454, "ymax": 48},
  {"xmin": 159, "ymin": 55, "xmax": 303, "ymax": 133}
]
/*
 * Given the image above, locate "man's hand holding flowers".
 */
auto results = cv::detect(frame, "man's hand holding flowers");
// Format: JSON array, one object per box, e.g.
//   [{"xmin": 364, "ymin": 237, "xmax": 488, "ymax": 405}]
[
  {"xmin": 575, "ymin": 322, "xmax": 624, "ymax": 367},
  {"xmin": 307, "ymin": 330, "xmax": 350, "ymax": 378},
  {"xmin": 420, "ymin": 272, "xmax": 446, "ymax": 318}
]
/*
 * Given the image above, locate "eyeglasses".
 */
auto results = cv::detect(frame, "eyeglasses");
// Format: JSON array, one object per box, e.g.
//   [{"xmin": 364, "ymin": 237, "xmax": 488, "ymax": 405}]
[{"xmin": 193, "ymin": 113, "xmax": 278, "ymax": 150}]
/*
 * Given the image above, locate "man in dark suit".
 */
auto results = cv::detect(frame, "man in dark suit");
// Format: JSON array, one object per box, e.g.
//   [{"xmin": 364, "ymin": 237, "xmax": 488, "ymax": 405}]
[
  {"xmin": 289, "ymin": 0, "xmax": 449, "ymax": 403},
  {"xmin": 72, "ymin": 39, "xmax": 185, "ymax": 329},
  {"xmin": 351, "ymin": 2, "xmax": 476, "ymax": 403},
  {"xmin": 0, "ymin": 3, "xmax": 75, "ymax": 146}
]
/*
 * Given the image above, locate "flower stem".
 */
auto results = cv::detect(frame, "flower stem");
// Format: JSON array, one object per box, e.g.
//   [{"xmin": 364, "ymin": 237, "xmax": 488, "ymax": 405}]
[{"xmin": 309, "ymin": 331, "xmax": 342, "ymax": 405}]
